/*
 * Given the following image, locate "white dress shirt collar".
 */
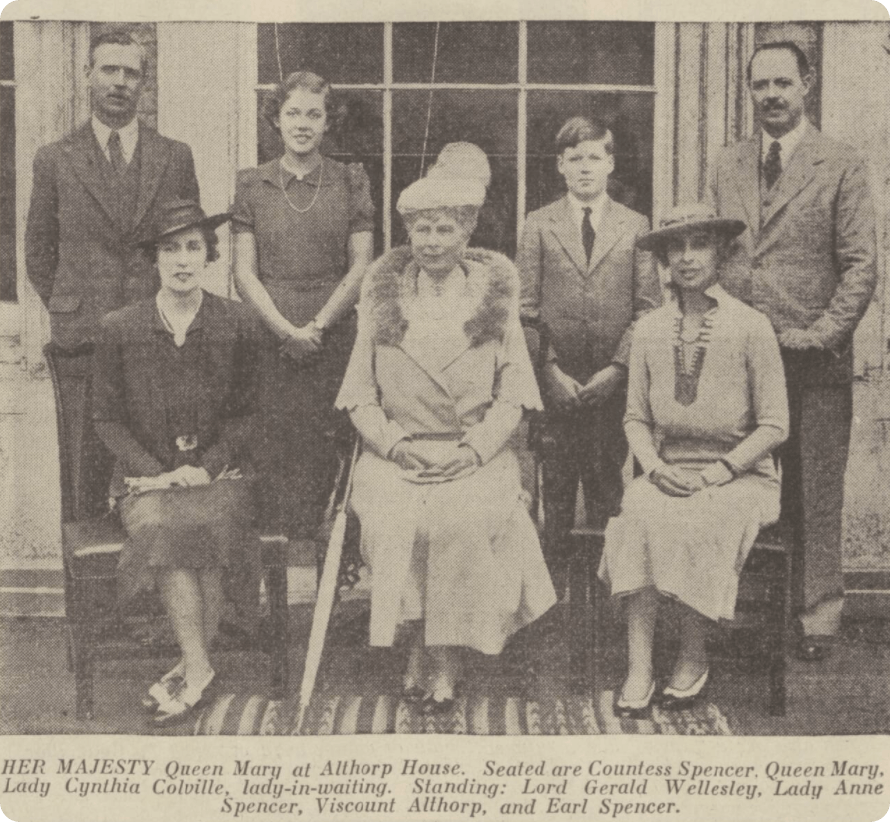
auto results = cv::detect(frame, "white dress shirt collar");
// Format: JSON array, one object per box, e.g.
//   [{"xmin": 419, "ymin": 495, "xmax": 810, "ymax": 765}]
[
  {"xmin": 567, "ymin": 190, "xmax": 608, "ymax": 233},
  {"xmin": 761, "ymin": 117, "xmax": 808, "ymax": 163},
  {"xmin": 91, "ymin": 115, "xmax": 140, "ymax": 165}
]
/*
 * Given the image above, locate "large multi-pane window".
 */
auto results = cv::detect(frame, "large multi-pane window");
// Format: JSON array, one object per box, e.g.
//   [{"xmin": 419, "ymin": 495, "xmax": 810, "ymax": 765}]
[
  {"xmin": 256, "ymin": 22, "xmax": 656, "ymax": 257},
  {"xmin": 0, "ymin": 21, "xmax": 15, "ymax": 302}
]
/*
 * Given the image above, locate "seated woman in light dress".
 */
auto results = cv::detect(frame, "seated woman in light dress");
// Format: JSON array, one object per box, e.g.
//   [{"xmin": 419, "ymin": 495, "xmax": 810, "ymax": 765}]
[
  {"xmin": 335, "ymin": 162, "xmax": 556, "ymax": 710},
  {"xmin": 599, "ymin": 203, "xmax": 789, "ymax": 717}
]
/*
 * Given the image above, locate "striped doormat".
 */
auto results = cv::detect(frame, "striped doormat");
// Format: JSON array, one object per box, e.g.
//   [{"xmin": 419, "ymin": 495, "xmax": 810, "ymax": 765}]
[{"xmin": 194, "ymin": 692, "xmax": 732, "ymax": 735}]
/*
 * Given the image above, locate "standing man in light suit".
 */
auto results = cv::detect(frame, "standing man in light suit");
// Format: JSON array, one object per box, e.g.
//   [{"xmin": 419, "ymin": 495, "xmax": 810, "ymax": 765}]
[
  {"xmin": 26, "ymin": 29, "xmax": 200, "ymax": 517},
  {"xmin": 709, "ymin": 41, "xmax": 877, "ymax": 660},
  {"xmin": 519, "ymin": 117, "xmax": 661, "ymax": 594}
]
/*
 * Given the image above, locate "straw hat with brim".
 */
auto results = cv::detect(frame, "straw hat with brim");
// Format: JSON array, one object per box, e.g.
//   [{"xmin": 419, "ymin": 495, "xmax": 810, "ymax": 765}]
[
  {"xmin": 636, "ymin": 203, "xmax": 746, "ymax": 252},
  {"xmin": 139, "ymin": 199, "xmax": 231, "ymax": 249}
]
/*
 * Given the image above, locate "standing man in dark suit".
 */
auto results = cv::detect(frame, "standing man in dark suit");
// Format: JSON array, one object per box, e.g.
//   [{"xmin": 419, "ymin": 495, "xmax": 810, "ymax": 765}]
[
  {"xmin": 518, "ymin": 117, "xmax": 661, "ymax": 593},
  {"xmin": 710, "ymin": 41, "xmax": 877, "ymax": 660},
  {"xmin": 27, "ymin": 30, "xmax": 200, "ymax": 516}
]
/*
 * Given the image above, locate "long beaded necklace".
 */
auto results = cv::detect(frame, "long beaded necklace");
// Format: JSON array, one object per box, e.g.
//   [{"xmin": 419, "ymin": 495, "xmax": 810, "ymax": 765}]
[
  {"xmin": 672, "ymin": 311, "xmax": 715, "ymax": 406},
  {"xmin": 279, "ymin": 157, "xmax": 324, "ymax": 214}
]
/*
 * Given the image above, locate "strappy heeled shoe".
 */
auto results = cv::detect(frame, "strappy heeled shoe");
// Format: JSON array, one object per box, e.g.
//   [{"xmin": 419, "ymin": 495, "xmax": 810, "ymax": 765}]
[
  {"xmin": 659, "ymin": 667, "xmax": 709, "ymax": 711},
  {"xmin": 614, "ymin": 680, "xmax": 656, "ymax": 719},
  {"xmin": 150, "ymin": 671, "xmax": 216, "ymax": 728}
]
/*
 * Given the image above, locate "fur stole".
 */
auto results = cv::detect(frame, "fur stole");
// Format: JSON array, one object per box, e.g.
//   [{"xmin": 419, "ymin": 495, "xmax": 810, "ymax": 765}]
[{"xmin": 363, "ymin": 246, "xmax": 518, "ymax": 347}]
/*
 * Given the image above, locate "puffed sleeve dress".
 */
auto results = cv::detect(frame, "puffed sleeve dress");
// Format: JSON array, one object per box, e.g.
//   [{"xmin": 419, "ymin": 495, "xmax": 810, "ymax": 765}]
[
  {"xmin": 232, "ymin": 157, "xmax": 374, "ymax": 540},
  {"xmin": 599, "ymin": 284, "xmax": 789, "ymax": 621},
  {"xmin": 336, "ymin": 247, "xmax": 557, "ymax": 654}
]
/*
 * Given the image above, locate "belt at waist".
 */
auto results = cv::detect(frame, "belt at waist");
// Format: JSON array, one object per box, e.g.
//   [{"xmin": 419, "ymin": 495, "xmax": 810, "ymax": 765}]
[{"xmin": 410, "ymin": 432, "xmax": 464, "ymax": 441}]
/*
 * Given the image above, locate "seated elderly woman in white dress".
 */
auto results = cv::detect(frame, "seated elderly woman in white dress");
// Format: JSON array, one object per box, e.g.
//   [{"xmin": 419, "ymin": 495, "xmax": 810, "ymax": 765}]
[
  {"xmin": 335, "ymin": 161, "xmax": 556, "ymax": 710},
  {"xmin": 599, "ymin": 203, "xmax": 789, "ymax": 717}
]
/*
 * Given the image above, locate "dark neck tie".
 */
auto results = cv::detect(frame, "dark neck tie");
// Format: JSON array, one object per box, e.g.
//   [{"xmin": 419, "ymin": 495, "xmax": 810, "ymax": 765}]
[
  {"xmin": 763, "ymin": 140, "xmax": 782, "ymax": 190},
  {"xmin": 582, "ymin": 207, "xmax": 596, "ymax": 264},
  {"xmin": 107, "ymin": 130, "xmax": 126, "ymax": 175}
]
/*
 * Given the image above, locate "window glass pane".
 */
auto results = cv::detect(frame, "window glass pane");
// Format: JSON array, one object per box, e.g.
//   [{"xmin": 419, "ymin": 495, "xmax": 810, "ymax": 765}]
[
  {"xmin": 392, "ymin": 90, "xmax": 517, "ymax": 257},
  {"xmin": 257, "ymin": 24, "xmax": 383, "ymax": 85},
  {"xmin": 0, "ymin": 85, "xmax": 16, "ymax": 302},
  {"xmin": 528, "ymin": 22, "xmax": 655, "ymax": 86},
  {"xmin": 526, "ymin": 91, "xmax": 654, "ymax": 220},
  {"xmin": 393, "ymin": 23, "xmax": 518, "ymax": 84},
  {"xmin": 257, "ymin": 89, "xmax": 385, "ymax": 254},
  {"xmin": 0, "ymin": 22, "xmax": 13, "ymax": 81}
]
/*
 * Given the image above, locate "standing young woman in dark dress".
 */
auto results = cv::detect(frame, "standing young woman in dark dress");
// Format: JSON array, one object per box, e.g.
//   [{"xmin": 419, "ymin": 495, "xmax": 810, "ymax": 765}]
[{"xmin": 232, "ymin": 71, "xmax": 374, "ymax": 542}]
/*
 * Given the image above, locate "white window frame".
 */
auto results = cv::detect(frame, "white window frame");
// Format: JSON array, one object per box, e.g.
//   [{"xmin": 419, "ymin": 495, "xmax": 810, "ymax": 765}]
[{"xmin": 250, "ymin": 21, "xmax": 674, "ymax": 253}]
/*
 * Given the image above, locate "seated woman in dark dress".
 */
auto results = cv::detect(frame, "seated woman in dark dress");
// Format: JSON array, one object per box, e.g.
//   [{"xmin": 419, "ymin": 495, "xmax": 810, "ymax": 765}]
[{"xmin": 92, "ymin": 200, "xmax": 261, "ymax": 726}]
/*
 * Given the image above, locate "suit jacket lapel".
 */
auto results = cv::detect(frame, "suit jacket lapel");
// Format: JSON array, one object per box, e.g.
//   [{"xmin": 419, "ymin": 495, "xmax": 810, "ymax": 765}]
[
  {"xmin": 133, "ymin": 127, "xmax": 171, "ymax": 230},
  {"xmin": 733, "ymin": 137, "xmax": 761, "ymax": 237},
  {"xmin": 587, "ymin": 198, "xmax": 625, "ymax": 274},
  {"xmin": 761, "ymin": 127, "xmax": 823, "ymax": 230},
  {"xmin": 549, "ymin": 197, "xmax": 588, "ymax": 276},
  {"xmin": 66, "ymin": 124, "xmax": 120, "ymax": 227}
]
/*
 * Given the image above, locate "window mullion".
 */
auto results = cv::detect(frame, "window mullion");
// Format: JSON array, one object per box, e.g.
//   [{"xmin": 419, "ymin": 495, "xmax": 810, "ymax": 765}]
[
  {"xmin": 517, "ymin": 21, "xmax": 528, "ymax": 243},
  {"xmin": 383, "ymin": 22, "xmax": 393, "ymax": 251}
]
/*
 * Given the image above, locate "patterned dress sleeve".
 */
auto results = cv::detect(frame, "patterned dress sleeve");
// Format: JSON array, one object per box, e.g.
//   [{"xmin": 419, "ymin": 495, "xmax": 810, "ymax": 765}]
[
  {"xmin": 231, "ymin": 168, "xmax": 258, "ymax": 234},
  {"xmin": 346, "ymin": 162, "xmax": 375, "ymax": 235}
]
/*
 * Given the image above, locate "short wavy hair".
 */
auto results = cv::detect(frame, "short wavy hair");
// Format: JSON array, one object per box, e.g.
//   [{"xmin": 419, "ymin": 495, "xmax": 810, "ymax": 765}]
[
  {"xmin": 261, "ymin": 71, "xmax": 334, "ymax": 135},
  {"xmin": 401, "ymin": 205, "xmax": 480, "ymax": 237},
  {"xmin": 142, "ymin": 226, "xmax": 220, "ymax": 265}
]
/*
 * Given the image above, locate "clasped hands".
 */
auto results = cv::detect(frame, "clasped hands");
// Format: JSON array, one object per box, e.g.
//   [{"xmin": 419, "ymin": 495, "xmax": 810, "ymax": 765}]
[
  {"xmin": 280, "ymin": 322, "xmax": 324, "ymax": 363},
  {"xmin": 649, "ymin": 461, "xmax": 734, "ymax": 497},
  {"xmin": 545, "ymin": 363, "xmax": 624, "ymax": 410},
  {"xmin": 390, "ymin": 440, "xmax": 480, "ymax": 479},
  {"xmin": 778, "ymin": 328, "xmax": 822, "ymax": 351}
]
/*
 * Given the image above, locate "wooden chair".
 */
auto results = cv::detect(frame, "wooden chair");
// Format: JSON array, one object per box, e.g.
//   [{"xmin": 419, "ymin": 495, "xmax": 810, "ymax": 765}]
[
  {"xmin": 567, "ymin": 519, "xmax": 792, "ymax": 717},
  {"xmin": 45, "ymin": 342, "xmax": 290, "ymax": 720}
]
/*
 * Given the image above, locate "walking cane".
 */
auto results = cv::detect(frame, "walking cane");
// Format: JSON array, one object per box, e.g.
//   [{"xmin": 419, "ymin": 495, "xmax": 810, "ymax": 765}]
[{"xmin": 295, "ymin": 436, "xmax": 360, "ymax": 734}]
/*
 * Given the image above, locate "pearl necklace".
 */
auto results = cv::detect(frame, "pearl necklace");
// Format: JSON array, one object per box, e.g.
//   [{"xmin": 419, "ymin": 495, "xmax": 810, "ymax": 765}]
[{"xmin": 279, "ymin": 157, "xmax": 324, "ymax": 214}]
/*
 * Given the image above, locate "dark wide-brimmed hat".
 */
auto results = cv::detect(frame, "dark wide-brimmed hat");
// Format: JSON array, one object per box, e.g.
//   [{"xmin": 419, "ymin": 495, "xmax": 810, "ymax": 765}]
[
  {"xmin": 140, "ymin": 199, "xmax": 230, "ymax": 248},
  {"xmin": 636, "ymin": 203, "xmax": 746, "ymax": 252}
]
